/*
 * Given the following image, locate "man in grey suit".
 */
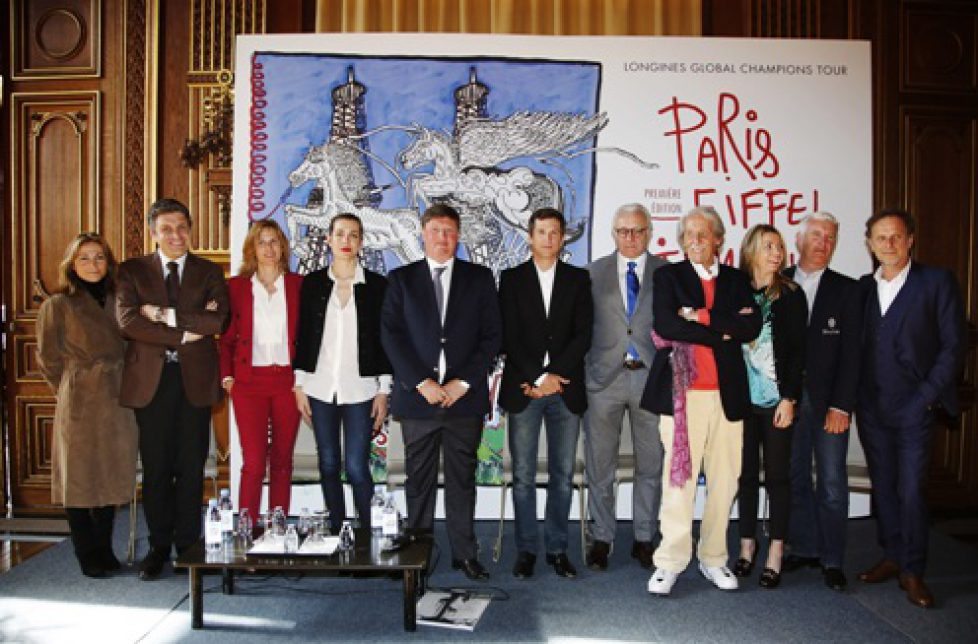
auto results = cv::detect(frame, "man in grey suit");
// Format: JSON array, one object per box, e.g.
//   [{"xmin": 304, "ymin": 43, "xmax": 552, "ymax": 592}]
[{"xmin": 583, "ymin": 203, "xmax": 668, "ymax": 570}]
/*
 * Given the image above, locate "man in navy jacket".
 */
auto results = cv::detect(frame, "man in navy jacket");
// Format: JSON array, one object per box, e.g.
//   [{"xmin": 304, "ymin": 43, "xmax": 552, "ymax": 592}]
[
  {"xmin": 856, "ymin": 208, "xmax": 965, "ymax": 608},
  {"xmin": 783, "ymin": 212, "xmax": 862, "ymax": 592},
  {"xmin": 381, "ymin": 204, "xmax": 502, "ymax": 580}
]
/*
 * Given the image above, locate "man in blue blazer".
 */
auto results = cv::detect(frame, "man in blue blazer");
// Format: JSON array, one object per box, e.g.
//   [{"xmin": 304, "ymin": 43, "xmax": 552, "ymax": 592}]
[
  {"xmin": 381, "ymin": 204, "xmax": 502, "ymax": 580},
  {"xmin": 783, "ymin": 212, "xmax": 862, "ymax": 592},
  {"xmin": 856, "ymin": 208, "xmax": 965, "ymax": 608},
  {"xmin": 499, "ymin": 208, "xmax": 593, "ymax": 580}
]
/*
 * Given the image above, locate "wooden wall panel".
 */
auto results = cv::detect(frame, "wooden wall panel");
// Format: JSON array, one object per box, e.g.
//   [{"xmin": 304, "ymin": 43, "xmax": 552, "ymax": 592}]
[
  {"xmin": 903, "ymin": 4, "xmax": 976, "ymax": 92},
  {"xmin": 11, "ymin": 0, "xmax": 101, "ymax": 78},
  {"xmin": 10, "ymin": 93, "xmax": 99, "ymax": 314}
]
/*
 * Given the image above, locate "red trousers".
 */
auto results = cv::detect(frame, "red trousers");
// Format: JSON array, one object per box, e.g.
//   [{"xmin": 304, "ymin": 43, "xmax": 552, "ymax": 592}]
[{"xmin": 231, "ymin": 366, "xmax": 300, "ymax": 517}]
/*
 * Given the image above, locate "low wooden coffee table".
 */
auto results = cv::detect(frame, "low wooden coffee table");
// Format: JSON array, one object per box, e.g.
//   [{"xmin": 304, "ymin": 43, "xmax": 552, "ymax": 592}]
[{"xmin": 174, "ymin": 530, "xmax": 432, "ymax": 632}]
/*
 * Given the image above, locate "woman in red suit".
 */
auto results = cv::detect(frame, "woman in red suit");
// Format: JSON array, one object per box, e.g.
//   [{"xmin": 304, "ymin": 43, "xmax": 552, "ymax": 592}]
[{"xmin": 219, "ymin": 220, "xmax": 302, "ymax": 518}]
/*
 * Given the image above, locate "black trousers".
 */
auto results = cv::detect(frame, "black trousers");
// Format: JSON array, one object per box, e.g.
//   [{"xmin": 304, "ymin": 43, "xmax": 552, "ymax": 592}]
[
  {"xmin": 135, "ymin": 363, "xmax": 211, "ymax": 553},
  {"xmin": 65, "ymin": 506, "xmax": 115, "ymax": 560},
  {"xmin": 738, "ymin": 406, "xmax": 794, "ymax": 540},
  {"xmin": 401, "ymin": 414, "xmax": 483, "ymax": 561}
]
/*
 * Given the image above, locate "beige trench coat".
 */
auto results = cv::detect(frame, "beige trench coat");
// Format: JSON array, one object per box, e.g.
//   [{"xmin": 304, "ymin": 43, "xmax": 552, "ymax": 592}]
[{"xmin": 36, "ymin": 291, "xmax": 138, "ymax": 507}]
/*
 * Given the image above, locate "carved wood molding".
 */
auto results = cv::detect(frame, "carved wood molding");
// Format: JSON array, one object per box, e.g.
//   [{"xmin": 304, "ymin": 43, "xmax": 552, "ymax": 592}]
[{"xmin": 124, "ymin": 0, "xmax": 148, "ymax": 259}]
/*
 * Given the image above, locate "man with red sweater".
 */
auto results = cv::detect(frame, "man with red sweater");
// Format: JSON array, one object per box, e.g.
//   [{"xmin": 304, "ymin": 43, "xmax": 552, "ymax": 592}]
[{"xmin": 640, "ymin": 206, "xmax": 762, "ymax": 596}]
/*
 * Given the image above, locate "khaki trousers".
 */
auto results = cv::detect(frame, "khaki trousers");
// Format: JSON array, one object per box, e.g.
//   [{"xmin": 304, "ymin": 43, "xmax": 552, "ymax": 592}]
[{"xmin": 653, "ymin": 390, "xmax": 744, "ymax": 573}]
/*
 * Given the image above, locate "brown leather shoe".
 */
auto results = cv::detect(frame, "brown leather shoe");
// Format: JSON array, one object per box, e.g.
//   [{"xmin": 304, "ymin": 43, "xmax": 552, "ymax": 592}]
[
  {"xmin": 858, "ymin": 559, "xmax": 899, "ymax": 583},
  {"xmin": 899, "ymin": 573, "xmax": 934, "ymax": 608}
]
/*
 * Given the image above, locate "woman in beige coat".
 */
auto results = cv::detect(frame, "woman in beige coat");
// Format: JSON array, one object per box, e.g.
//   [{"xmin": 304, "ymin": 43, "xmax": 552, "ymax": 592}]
[{"xmin": 37, "ymin": 233, "xmax": 138, "ymax": 577}]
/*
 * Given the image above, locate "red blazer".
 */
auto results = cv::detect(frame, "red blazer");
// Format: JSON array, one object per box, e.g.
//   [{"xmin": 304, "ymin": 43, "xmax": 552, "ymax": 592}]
[{"xmin": 219, "ymin": 272, "xmax": 302, "ymax": 384}]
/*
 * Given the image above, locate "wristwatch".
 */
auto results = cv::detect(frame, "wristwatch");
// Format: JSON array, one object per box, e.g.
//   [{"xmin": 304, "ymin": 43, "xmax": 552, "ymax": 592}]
[{"xmin": 154, "ymin": 307, "xmax": 166, "ymax": 323}]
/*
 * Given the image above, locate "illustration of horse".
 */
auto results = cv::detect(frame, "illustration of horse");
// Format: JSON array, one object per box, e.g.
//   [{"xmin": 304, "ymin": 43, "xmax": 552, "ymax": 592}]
[
  {"xmin": 397, "ymin": 111, "xmax": 624, "ymax": 274},
  {"xmin": 285, "ymin": 141, "xmax": 423, "ymax": 272}
]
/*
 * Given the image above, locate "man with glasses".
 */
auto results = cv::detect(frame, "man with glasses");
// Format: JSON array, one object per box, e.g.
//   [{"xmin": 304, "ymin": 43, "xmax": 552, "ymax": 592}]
[{"xmin": 582, "ymin": 203, "xmax": 667, "ymax": 571}]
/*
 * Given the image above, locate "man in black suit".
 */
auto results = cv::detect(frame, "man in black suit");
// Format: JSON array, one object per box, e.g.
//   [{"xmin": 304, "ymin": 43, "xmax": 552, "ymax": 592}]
[
  {"xmin": 641, "ymin": 206, "xmax": 761, "ymax": 596},
  {"xmin": 498, "ymin": 208, "xmax": 593, "ymax": 580},
  {"xmin": 381, "ymin": 204, "xmax": 502, "ymax": 580},
  {"xmin": 856, "ymin": 208, "xmax": 965, "ymax": 608},
  {"xmin": 783, "ymin": 212, "xmax": 862, "ymax": 591}
]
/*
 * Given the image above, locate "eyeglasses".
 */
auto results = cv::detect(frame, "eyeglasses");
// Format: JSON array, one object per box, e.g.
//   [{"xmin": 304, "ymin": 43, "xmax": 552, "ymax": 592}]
[{"xmin": 614, "ymin": 227, "xmax": 649, "ymax": 239}]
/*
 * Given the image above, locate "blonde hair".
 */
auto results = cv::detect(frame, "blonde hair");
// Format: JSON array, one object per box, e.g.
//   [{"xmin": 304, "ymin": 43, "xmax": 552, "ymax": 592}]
[
  {"xmin": 238, "ymin": 220, "xmax": 290, "ymax": 276},
  {"xmin": 739, "ymin": 224, "xmax": 796, "ymax": 300},
  {"xmin": 57, "ymin": 232, "xmax": 117, "ymax": 295}
]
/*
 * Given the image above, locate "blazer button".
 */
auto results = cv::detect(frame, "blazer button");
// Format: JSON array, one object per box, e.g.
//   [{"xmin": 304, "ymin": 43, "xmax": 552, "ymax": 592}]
[
  {"xmin": 627, "ymin": 328, "xmax": 632, "ymax": 335},
  {"xmin": 441, "ymin": 337, "xmax": 446, "ymax": 344}
]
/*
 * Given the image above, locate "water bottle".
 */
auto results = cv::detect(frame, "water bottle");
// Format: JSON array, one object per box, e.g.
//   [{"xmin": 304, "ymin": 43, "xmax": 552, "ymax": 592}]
[
  {"xmin": 381, "ymin": 493, "xmax": 399, "ymax": 537},
  {"xmin": 339, "ymin": 520, "xmax": 355, "ymax": 551},
  {"xmin": 204, "ymin": 499, "xmax": 222, "ymax": 552},
  {"xmin": 237, "ymin": 508, "xmax": 253, "ymax": 544},
  {"xmin": 272, "ymin": 506, "xmax": 287, "ymax": 536},
  {"xmin": 284, "ymin": 525, "xmax": 300, "ymax": 553},
  {"xmin": 370, "ymin": 485, "xmax": 386, "ymax": 535},
  {"xmin": 297, "ymin": 507, "xmax": 312, "ymax": 538}
]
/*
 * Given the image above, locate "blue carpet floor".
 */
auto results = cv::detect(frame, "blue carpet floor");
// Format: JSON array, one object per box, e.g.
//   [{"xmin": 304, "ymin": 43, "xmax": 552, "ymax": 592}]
[{"xmin": 1, "ymin": 507, "xmax": 976, "ymax": 643}]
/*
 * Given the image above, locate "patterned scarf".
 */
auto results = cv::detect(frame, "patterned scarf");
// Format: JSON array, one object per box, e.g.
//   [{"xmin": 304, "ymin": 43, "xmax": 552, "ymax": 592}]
[{"xmin": 651, "ymin": 331, "xmax": 697, "ymax": 487}]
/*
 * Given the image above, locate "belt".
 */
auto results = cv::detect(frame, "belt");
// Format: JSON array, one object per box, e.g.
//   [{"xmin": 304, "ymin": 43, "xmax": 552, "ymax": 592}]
[{"xmin": 623, "ymin": 359, "xmax": 645, "ymax": 370}]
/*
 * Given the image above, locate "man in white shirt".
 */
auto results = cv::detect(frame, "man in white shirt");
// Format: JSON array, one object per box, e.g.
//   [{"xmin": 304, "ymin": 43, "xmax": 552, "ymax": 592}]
[
  {"xmin": 498, "ymin": 208, "xmax": 593, "ymax": 579},
  {"xmin": 582, "ymin": 204, "xmax": 667, "ymax": 571},
  {"xmin": 856, "ymin": 208, "xmax": 965, "ymax": 608},
  {"xmin": 381, "ymin": 204, "xmax": 502, "ymax": 580},
  {"xmin": 783, "ymin": 212, "xmax": 862, "ymax": 592},
  {"xmin": 116, "ymin": 198, "xmax": 229, "ymax": 580}
]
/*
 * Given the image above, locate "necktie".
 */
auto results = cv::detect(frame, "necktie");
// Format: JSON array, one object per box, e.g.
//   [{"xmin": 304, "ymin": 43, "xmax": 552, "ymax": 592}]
[
  {"xmin": 626, "ymin": 261, "xmax": 640, "ymax": 360},
  {"xmin": 166, "ymin": 261, "xmax": 180, "ymax": 307},
  {"xmin": 432, "ymin": 267, "xmax": 446, "ymax": 324}
]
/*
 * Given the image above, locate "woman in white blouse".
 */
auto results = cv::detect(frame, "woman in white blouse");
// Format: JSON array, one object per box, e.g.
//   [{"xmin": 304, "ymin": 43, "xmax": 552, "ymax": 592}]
[
  {"xmin": 293, "ymin": 213, "xmax": 392, "ymax": 532},
  {"xmin": 219, "ymin": 220, "xmax": 303, "ymax": 518}
]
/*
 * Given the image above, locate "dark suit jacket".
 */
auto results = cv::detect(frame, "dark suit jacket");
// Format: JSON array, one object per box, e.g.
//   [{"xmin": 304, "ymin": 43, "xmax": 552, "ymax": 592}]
[
  {"xmin": 764, "ymin": 283, "xmax": 808, "ymax": 404},
  {"xmin": 381, "ymin": 258, "xmax": 502, "ymax": 420},
  {"xmin": 858, "ymin": 262, "xmax": 965, "ymax": 417},
  {"xmin": 219, "ymin": 272, "xmax": 302, "ymax": 384},
  {"xmin": 292, "ymin": 267, "xmax": 391, "ymax": 377},
  {"xmin": 784, "ymin": 266, "xmax": 862, "ymax": 417},
  {"xmin": 117, "ymin": 252, "xmax": 230, "ymax": 408},
  {"xmin": 498, "ymin": 259, "xmax": 593, "ymax": 415},
  {"xmin": 641, "ymin": 260, "xmax": 762, "ymax": 421}
]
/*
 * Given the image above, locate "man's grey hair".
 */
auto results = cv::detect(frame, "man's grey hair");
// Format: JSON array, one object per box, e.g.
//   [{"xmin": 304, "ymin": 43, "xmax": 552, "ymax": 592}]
[
  {"xmin": 677, "ymin": 205, "xmax": 725, "ymax": 244},
  {"xmin": 613, "ymin": 203, "xmax": 652, "ymax": 229},
  {"xmin": 799, "ymin": 211, "xmax": 839, "ymax": 233}
]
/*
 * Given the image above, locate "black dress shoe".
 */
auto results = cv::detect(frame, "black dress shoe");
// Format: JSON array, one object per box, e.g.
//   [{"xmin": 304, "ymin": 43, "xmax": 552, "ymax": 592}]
[
  {"xmin": 546, "ymin": 552, "xmax": 577, "ymax": 578},
  {"xmin": 586, "ymin": 540, "xmax": 610, "ymax": 571},
  {"xmin": 512, "ymin": 552, "xmax": 536, "ymax": 579},
  {"xmin": 822, "ymin": 566, "xmax": 847, "ymax": 591},
  {"xmin": 451, "ymin": 558, "xmax": 489, "ymax": 580},
  {"xmin": 138, "ymin": 548, "xmax": 169, "ymax": 581},
  {"xmin": 759, "ymin": 567, "xmax": 782, "ymax": 589},
  {"xmin": 77, "ymin": 554, "xmax": 107, "ymax": 579},
  {"xmin": 782, "ymin": 554, "xmax": 820, "ymax": 572},
  {"xmin": 732, "ymin": 555, "xmax": 756, "ymax": 578},
  {"xmin": 98, "ymin": 547, "xmax": 122, "ymax": 572},
  {"xmin": 631, "ymin": 541, "xmax": 655, "ymax": 569}
]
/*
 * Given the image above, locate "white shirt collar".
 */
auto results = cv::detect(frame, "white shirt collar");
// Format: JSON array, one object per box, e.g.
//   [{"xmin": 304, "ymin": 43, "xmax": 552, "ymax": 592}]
[
  {"xmin": 250, "ymin": 272, "xmax": 286, "ymax": 293},
  {"xmin": 691, "ymin": 260, "xmax": 720, "ymax": 280},
  {"xmin": 617, "ymin": 252, "xmax": 647, "ymax": 274},
  {"xmin": 426, "ymin": 256, "xmax": 454, "ymax": 272},
  {"xmin": 874, "ymin": 259, "xmax": 912, "ymax": 285},
  {"xmin": 157, "ymin": 249, "xmax": 188, "ymax": 272},
  {"xmin": 794, "ymin": 264, "xmax": 826, "ymax": 283},
  {"xmin": 328, "ymin": 263, "xmax": 366, "ymax": 285}
]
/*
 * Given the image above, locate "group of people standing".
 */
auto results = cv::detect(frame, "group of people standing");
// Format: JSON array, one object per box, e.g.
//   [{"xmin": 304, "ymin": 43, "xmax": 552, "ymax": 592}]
[{"xmin": 37, "ymin": 196, "xmax": 963, "ymax": 612}]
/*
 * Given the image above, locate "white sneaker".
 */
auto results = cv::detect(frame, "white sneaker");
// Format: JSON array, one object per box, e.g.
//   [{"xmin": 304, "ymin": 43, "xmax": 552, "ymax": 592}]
[
  {"xmin": 699, "ymin": 563, "xmax": 739, "ymax": 590},
  {"xmin": 647, "ymin": 568, "xmax": 679, "ymax": 595}
]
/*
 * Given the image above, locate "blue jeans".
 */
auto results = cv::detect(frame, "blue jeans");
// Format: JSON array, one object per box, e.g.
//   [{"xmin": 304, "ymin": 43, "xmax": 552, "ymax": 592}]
[
  {"xmin": 309, "ymin": 397, "xmax": 374, "ymax": 532},
  {"xmin": 509, "ymin": 394, "xmax": 581, "ymax": 555},
  {"xmin": 788, "ymin": 394, "xmax": 850, "ymax": 568}
]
